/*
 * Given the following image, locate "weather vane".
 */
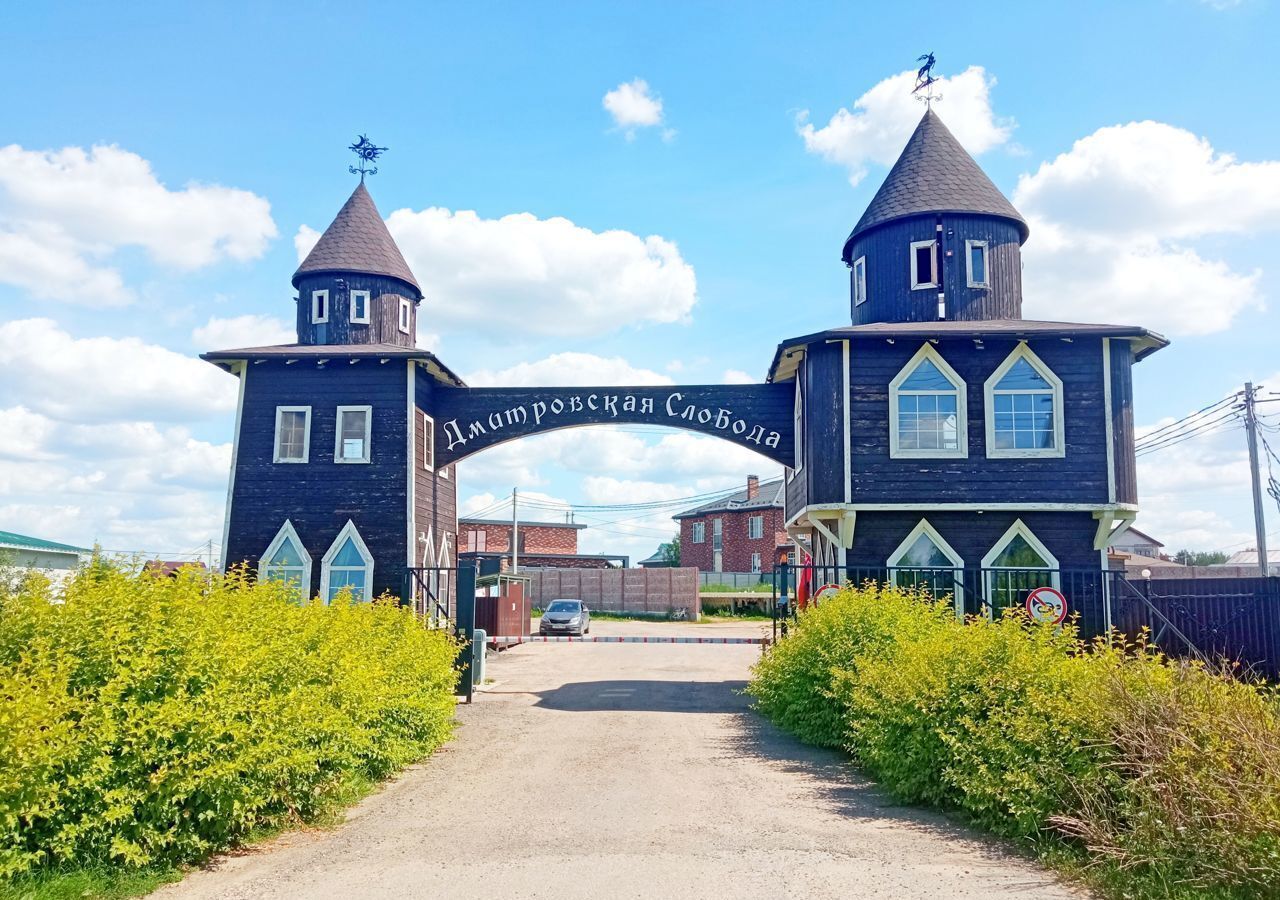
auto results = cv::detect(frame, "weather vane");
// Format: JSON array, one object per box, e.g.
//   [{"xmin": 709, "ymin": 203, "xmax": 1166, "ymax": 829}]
[
  {"xmin": 348, "ymin": 134, "xmax": 387, "ymax": 182},
  {"xmin": 912, "ymin": 52, "xmax": 942, "ymax": 108}
]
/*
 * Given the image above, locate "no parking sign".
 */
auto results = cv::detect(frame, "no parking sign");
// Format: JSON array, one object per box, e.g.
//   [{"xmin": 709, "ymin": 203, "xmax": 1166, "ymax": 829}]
[{"xmin": 1025, "ymin": 586, "xmax": 1068, "ymax": 625}]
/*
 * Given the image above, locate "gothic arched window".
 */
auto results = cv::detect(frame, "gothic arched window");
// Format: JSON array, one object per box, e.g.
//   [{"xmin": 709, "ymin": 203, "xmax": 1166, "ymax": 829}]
[
  {"xmin": 320, "ymin": 520, "xmax": 375, "ymax": 603},
  {"xmin": 259, "ymin": 520, "xmax": 312, "ymax": 598},
  {"xmin": 984, "ymin": 344, "xmax": 1065, "ymax": 458},
  {"xmin": 889, "ymin": 344, "xmax": 968, "ymax": 458}
]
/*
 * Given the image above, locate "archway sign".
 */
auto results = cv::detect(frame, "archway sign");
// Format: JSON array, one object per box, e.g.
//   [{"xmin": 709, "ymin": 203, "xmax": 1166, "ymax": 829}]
[{"xmin": 435, "ymin": 384, "xmax": 794, "ymax": 468}]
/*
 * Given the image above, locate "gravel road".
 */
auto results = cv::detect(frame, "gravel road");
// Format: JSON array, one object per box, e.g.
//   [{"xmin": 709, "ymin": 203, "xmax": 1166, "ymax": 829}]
[{"xmin": 153, "ymin": 619, "xmax": 1083, "ymax": 899}]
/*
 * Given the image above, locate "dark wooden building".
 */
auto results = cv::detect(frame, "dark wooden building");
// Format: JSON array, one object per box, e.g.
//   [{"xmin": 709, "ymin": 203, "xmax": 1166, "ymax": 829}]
[
  {"xmin": 768, "ymin": 109, "xmax": 1167, "ymax": 615},
  {"xmin": 204, "ymin": 184, "xmax": 462, "ymax": 603}
]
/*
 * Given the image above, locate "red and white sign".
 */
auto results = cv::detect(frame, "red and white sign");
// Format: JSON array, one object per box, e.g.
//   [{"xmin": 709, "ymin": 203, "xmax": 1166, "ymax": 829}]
[
  {"xmin": 813, "ymin": 584, "xmax": 842, "ymax": 603},
  {"xmin": 1025, "ymin": 586, "xmax": 1068, "ymax": 625}
]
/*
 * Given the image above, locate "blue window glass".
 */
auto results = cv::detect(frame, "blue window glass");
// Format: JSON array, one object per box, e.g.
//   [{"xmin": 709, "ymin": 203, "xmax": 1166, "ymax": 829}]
[
  {"xmin": 991, "ymin": 358, "xmax": 1056, "ymax": 451},
  {"xmin": 327, "ymin": 534, "xmax": 370, "ymax": 602},
  {"xmin": 896, "ymin": 355, "xmax": 961, "ymax": 453}
]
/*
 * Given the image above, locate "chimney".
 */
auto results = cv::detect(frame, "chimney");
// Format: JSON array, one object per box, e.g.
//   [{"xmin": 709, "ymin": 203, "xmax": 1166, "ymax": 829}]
[{"xmin": 746, "ymin": 475, "xmax": 759, "ymax": 500}]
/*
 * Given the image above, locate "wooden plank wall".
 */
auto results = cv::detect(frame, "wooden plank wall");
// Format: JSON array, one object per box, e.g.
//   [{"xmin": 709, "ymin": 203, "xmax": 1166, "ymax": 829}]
[
  {"xmin": 524, "ymin": 567, "xmax": 701, "ymax": 617},
  {"xmin": 294, "ymin": 272, "xmax": 417, "ymax": 348},
  {"xmin": 1109, "ymin": 340, "xmax": 1138, "ymax": 505}
]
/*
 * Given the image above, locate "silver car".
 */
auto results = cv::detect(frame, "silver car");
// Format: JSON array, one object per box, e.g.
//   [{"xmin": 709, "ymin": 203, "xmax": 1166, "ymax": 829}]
[{"xmin": 539, "ymin": 599, "xmax": 591, "ymax": 636}]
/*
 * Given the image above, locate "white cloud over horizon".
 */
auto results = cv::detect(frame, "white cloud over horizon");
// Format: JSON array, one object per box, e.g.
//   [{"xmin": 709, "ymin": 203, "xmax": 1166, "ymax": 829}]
[{"xmin": 798, "ymin": 65, "xmax": 1012, "ymax": 186}]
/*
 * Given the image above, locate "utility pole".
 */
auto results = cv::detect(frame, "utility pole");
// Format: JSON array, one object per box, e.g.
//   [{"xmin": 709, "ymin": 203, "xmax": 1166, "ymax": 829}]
[
  {"xmin": 511, "ymin": 487, "xmax": 519, "ymax": 574},
  {"xmin": 1244, "ymin": 383, "xmax": 1270, "ymax": 576}
]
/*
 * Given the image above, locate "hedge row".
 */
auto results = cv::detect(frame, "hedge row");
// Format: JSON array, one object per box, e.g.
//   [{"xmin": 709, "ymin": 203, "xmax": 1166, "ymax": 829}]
[
  {"xmin": 748, "ymin": 583, "xmax": 1280, "ymax": 897},
  {"xmin": 0, "ymin": 562, "xmax": 459, "ymax": 877}
]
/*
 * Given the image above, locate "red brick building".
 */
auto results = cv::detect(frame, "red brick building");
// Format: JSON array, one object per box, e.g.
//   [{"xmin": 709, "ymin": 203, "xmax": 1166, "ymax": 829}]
[
  {"xmin": 458, "ymin": 517, "xmax": 626, "ymax": 570},
  {"xmin": 674, "ymin": 476, "xmax": 786, "ymax": 573}
]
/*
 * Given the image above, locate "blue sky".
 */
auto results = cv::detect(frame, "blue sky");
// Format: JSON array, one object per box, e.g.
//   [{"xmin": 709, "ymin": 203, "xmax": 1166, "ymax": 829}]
[{"xmin": 2, "ymin": 0, "xmax": 1278, "ymax": 565}]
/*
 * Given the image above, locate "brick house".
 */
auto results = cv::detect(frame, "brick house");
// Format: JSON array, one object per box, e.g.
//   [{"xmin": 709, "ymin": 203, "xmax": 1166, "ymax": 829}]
[
  {"xmin": 674, "ymin": 476, "xmax": 786, "ymax": 573},
  {"xmin": 458, "ymin": 517, "xmax": 626, "ymax": 570}
]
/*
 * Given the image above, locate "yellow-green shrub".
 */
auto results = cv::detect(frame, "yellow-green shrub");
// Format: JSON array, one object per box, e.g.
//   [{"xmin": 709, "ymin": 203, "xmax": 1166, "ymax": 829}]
[
  {"xmin": 750, "ymin": 584, "xmax": 1280, "ymax": 897},
  {"xmin": 0, "ymin": 562, "xmax": 458, "ymax": 877}
]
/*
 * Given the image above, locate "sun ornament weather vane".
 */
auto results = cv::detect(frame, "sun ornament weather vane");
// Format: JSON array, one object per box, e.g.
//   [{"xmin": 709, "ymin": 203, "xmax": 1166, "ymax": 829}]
[
  {"xmin": 348, "ymin": 134, "xmax": 388, "ymax": 182},
  {"xmin": 912, "ymin": 52, "xmax": 942, "ymax": 108}
]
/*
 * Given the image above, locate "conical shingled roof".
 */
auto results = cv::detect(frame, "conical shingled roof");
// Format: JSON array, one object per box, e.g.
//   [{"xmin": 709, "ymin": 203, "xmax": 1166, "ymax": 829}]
[
  {"xmin": 842, "ymin": 109, "xmax": 1028, "ymax": 262},
  {"xmin": 292, "ymin": 182, "xmax": 420, "ymax": 293}
]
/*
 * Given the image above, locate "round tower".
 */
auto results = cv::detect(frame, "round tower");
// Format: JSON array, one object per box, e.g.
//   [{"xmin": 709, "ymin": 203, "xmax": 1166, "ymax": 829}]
[
  {"xmin": 841, "ymin": 109, "xmax": 1029, "ymax": 325},
  {"xmin": 291, "ymin": 183, "xmax": 423, "ymax": 348}
]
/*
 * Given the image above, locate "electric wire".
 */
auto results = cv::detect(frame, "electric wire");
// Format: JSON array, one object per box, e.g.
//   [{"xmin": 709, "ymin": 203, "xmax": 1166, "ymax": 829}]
[{"xmin": 1135, "ymin": 409, "xmax": 1243, "ymax": 456}]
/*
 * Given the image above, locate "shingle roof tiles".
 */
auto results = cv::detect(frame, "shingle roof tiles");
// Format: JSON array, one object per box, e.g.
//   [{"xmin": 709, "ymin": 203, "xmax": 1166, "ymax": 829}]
[
  {"xmin": 842, "ymin": 109, "xmax": 1028, "ymax": 261},
  {"xmin": 292, "ymin": 183, "xmax": 420, "ymax": 293}
]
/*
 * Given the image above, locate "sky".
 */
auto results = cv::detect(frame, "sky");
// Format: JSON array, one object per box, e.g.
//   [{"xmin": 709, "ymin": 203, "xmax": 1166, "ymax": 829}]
[{"xmin": 2, "ymin": 0, "xmax": 1279, "ymax": 567}]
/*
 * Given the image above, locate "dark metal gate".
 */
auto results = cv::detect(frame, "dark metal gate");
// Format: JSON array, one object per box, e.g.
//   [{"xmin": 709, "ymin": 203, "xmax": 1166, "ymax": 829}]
[{"xmin": 405, "ymin": 563, "xmax": 479, "ymax": 702}]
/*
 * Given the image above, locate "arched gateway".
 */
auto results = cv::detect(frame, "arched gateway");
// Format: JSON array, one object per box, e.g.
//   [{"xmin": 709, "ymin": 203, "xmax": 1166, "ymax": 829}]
[{"xmin": 206, "ymin": 108, "xmax": 1166, "ymax": 628}]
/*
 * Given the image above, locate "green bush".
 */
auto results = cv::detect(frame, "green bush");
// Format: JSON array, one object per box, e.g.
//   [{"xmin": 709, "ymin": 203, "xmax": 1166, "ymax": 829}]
[
  {"xmin": 749, "ymin": 583, "xmax": 1280, "ymax": 897},
  {"xmin": 0, "ymin": 562, "xmax": 458, "ymax": 878}
]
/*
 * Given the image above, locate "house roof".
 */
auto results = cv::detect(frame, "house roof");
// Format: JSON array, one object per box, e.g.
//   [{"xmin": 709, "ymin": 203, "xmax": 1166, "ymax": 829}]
[
  {"xmin": 0, "ymin": 530, "xmax": 90, "ymax": 554},
  {"xmin": 1224, "ymin": 549, "xmax": 1280, "ymax": 566},
  {"xmin": 459, "ymin": 517, "xmax": 587, "ymax": 530},
  {"xmin": 639, "ymin": 543, "xmax": 673, "ymax": 565},
  {"xmin": 842, "ymin": 109, "xmax": 1028, "ymax": 262},
  {"xmin": 1111, "ymin": 527, "xmax": 1164, "ymax": 548},
  {"xmin": 673, "ymin": 478, "xmax": 785, "ymax": 520},
  {"xmin": 200, "ymin": 344, "xmax": 466, "ymax": 387},
  {"xmin": 768, "ymin": 319, "xmax": 1170, "ymax": 382},
  {"xmin": 292, "ymin": 183, "xmax": 420, "ymax": 294}
]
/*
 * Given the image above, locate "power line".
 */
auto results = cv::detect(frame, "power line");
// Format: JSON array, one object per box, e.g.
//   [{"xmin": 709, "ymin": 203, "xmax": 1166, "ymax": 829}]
[
  {"xmin": 1135, "ymin": 409, "xmax": 1242, "ymax": 456},
  {"xmin": 1134, "ymin": 393, "xmax": 1240, "ymax": 447}
]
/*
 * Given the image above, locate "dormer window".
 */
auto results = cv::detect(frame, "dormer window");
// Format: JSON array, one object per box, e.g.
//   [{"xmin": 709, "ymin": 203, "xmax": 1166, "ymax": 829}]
[
  {"xmin": 852, "ymin": 256, "xmax": 868, "ymax": 306},
  {"xmin": 311, "ymin": 290, "xmax": 329, "ymax": 324},
  {"xmin": 910, "ymin": 239, "xmax": 937, "ymax": 290},
  {"xmin": 350, "ymin": 290, "xmax": 370, "ymax": 324},
  {"xmin": 966, "ymin": 240, "xmax": 989, "ymax": 288},
  {"xmin": 398, "ymin": 297, "xmax": 412, "ymax": 334},
  {"xmin": 889, "ymin": 344, "xmax": 967, "ymax": 458}
]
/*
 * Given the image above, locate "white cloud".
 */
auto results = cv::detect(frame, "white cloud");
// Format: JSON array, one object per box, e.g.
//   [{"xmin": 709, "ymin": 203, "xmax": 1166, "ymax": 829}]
[
  {"xmin": 0, "ymin": 144, "xmax": 277, "ymax": 304},
  {"xmin": 319, "ymin": 207, "xmax": 696, "ymax": 338},
  {"xmin": 722, "ymin": 369, "xmax": 756, "ymax": 384},
  {"xmin": 1015, "ymin": 121, "xmax": 1278, "ymax": 334},
  {"xmin": 192, "ymin": 314, "xmax": 294, "ymax": 349},
  {"xmin": 0, "ymin": 318, "xmax": 235, "ymax": 423},
  {"xmin": 465, "ymin": 352, "xmax": 672, "ymax": 387},
  {"xmin": 798, "ymin": 66, "xmax": 1012, "ymax": 186},
  {"xmin": 602, "ymin": 79, "xmax": 671, "ymax": 140}
]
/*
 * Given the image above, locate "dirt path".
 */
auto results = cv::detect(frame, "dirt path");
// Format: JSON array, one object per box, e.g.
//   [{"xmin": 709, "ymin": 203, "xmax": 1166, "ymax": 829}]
[{"xmin": 153, "ymin": 620, "xmax": 1083, "ymax": 899}]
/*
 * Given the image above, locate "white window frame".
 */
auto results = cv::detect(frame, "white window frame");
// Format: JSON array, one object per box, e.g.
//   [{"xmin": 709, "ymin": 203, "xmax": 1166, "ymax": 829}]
[
  {"xmin": 273, "ymin": 406, "xmax": 311, "ymax": 463},
  {"xmin": 334, "ymin": 405, "xmax": 372, "ymax": 464},
  {"xmin": 259, "ymin": 519, "xmax": 312, "ymax": 598},
  {"xmin": 852, "ymin": 255, "xmax": 868, "ymax": 306},
  {"xmin": 440, "ymin": 465, "xmax": 450, "ymax": 480},
  {"xmin": 886, "ymin": 518, "xmax": 965, "ymax": 615},
  {"xmin": 793, "ymin": 376, "xmax": 805, "ymax": 472},
  {"xmin": 981, "ymin": 518, "xmax": 1060, "ymax": 619},
  {"xmin": 692, "ymin": 522, "xmax": 705, "ymax": 544},
  {"xmin": 712, "ymin": 517, "xmax": 723, "ymax": 552},
  {"xmin": 984, "ymin": 343, "xmax": 1066, "ymax": 459},
  {"xmin": 398, "ymin": 297, "xmax": 412, "ymax": 334},
  {"xmin": 889, "ymin": 343, "xmax": 968, "ymax": 459},
  {"xmin": 751, "ymin": 552, "xmax": 762, "ymax": 574},
  {"xmin": 421, "ymin": 412, "xmax": 435, "ymax": 472},
  {"xmin": 748, "ymin": 515, "xmax": 764, "ymax": 540},
  {"xmin": 311, "ymin": 290, "xmax": 329, "ymax": 324},
  {"xmin": 910, "ymin": 239, "xmax": 938, "ymax": 290},
  {"xmin": 350, "ymin": 289, "xmax": 371, "ymax": 324},
  {"xmin": 320, "ymin": 519, "xmax": 375, "ymax": 604},
  {"xmin": 965, "ymin": 240, "xmax": 990, "ymax": 288}
]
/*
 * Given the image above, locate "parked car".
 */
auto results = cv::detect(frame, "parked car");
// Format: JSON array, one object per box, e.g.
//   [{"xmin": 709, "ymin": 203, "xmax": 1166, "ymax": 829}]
[{"xmin": 539, "ymin": 599, "xmax": 590, "ymax": 636}]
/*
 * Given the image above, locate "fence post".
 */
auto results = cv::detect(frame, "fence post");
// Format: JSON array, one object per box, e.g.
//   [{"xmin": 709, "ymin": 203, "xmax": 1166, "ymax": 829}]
[{"xmin": 455, "ymin": 563, "xmax": 477, "ymax": 704}]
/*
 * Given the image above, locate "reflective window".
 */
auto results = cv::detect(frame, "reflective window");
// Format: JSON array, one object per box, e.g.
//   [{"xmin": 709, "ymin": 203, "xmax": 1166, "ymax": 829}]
[
  {"xmin": 992, "ymin": 359, "xmax": 1055, "ymax": 450},
  {"xmin": 966, "ymin": 240, "xmax": 989, "ymax": 287},
  {"xmin": 335, "ymin": 407, "xmax": 371, "ymax": 463},
  {"xmin": 896, "ymin": 358, "xmax": 960, "ymax": 452},
  {"xmin": 327, "ymin": 536, "xmax": 368, "ymax": 601},
  {"xmin": 889, "ymin": 523, "xmax": 961, "ymax": 602}
]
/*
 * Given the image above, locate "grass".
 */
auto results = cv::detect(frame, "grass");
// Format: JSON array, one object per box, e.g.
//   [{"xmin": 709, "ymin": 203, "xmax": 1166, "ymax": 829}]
[{"xmin": 698, "ymin": 583, "xmax": 774, "ymax": 594}]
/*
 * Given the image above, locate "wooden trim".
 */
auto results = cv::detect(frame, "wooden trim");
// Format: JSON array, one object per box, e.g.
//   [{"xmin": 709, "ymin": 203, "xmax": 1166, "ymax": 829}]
[
  {"xmin": 407, "ymin": 362, "xmax": 416, "ymax": 571},
  {"xmin": 273, "ymin": 405, "xmax": 311, "ymax": 463},
  {"xmin": 333, "ymin": 405, "xmax": 373, "ymax": 464},
  {"xmin": 350, "ymin": 289, "xmax": 371, "ymax": 324},
  {"xmin": 983, "ymin": 341, "xmax": 1066, "ymax": 460},
  {"xmin": 910, "ymin": 239, "xmax": 938, "ymax": 290},
  {"xmin": 841, "ymin": 339, "xmax": 852, "ymax": 503},
  {"xmin": 398, "ymin": 297, "xmax": 412, "ymax": 334},
  {"xmin": 311, "ymin": 289, "xmax": 329, "ymax": 324},
  {"xmin": 981, "ymin": 517, "xmax": 1060, "ymax": 570},
  {"xmin": 964, "ymin": 239, "xmax": 990, "ymax": 288},
  {"xmin": 259, "ymin": 519, "xmax": 312, "ymax": 599},
  {"xmin": 320, "ymin": 520, "xmax": 375, "ymax": 603},
  {"xmin": 852, "ymin": 256, "xmax": 868, "ymax": 306},
  {"xmin": 421, "ymin": 411, "xmax": 435, "ymax": 472},
  {"xmin": 1102, "ymin": 338, "xmax": 1116, "ymax": 503},
  {"xmin": 888, "ymin": 342, "xmax": 969, "ymax": 459},
  {"xmin": 220, "ymin": 362, "xmax": 247, "ymax": 572},
  {"xmin": 789, "ymin": 501, "xmax": 1138, "ymax": 526}
]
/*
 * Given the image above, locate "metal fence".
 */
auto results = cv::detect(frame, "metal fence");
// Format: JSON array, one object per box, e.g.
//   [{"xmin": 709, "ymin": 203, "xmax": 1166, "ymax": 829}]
[
  {"xmin": 770, "ymin": 563, "xmax": 1280, "ymax": 679},
  {"xmin": 698, "ymin": 571, "xmax": 772, "ymax": 590}
]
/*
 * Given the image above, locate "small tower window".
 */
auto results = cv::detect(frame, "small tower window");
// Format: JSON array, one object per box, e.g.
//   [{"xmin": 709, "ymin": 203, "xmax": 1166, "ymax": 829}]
[
  {"xmin": 320, "ymin": 520, "xmax": 374, "ymax": 603},
  {"xmin": 335, "ymin": 406, "xmax": 372, "ymax": 463},
  {"xmin": 910, "ymin": 240, "xmax": 937, "ymax": 290},
  {"xmin": 350, "ymin": 290, "xmax": 371, "ymax": 324},
  {"xmin": 984, "ymin": 344, "xmax": 1065, "ymax": 458},
  {"xmin": 966, "ymin": 240, "xmax": 989, "ymax": 288},
  {"xmin": 274, "ymin": 406, "xmax": 311, "ymax": 463},
  {"xmin": 852, "ymin": 256, "xmax": 868, "ymax": 306},
  {"xmin": 311, "ymin": 290, "xmax": 329, "ymax": 324},
  {"xmin": 889, "ymin": 344, "xmax": 967, "ymax": 458},
  {"xmin": 398, "ymin": 297, "xmax": 412, "ymax": 334}
]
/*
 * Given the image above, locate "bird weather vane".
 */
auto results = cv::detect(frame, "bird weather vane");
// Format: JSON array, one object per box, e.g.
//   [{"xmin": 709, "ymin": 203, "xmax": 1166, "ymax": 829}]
[
  {"xmin": 912, "ymin": 52, "xmax": 942, "ymax": 108},
  {"xmin": 348, "ymin": 135, "xmax": 387, "ymax": 182}
]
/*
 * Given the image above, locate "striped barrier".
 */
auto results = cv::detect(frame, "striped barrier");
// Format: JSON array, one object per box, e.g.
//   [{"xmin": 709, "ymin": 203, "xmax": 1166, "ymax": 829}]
[{"xmin": 489, "ymin": 635, "xmax": 768, "ymax": 645}]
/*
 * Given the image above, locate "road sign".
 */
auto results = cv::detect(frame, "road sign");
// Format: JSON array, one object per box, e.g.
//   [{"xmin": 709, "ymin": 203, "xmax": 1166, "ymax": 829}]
[
  {"xmin": 814, "ymin": 584, "xmax": 842, "ymax": 602},
  {"xmin": 1025, "ymin": 586, "xmax": 1068, "ymax": 625}
]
